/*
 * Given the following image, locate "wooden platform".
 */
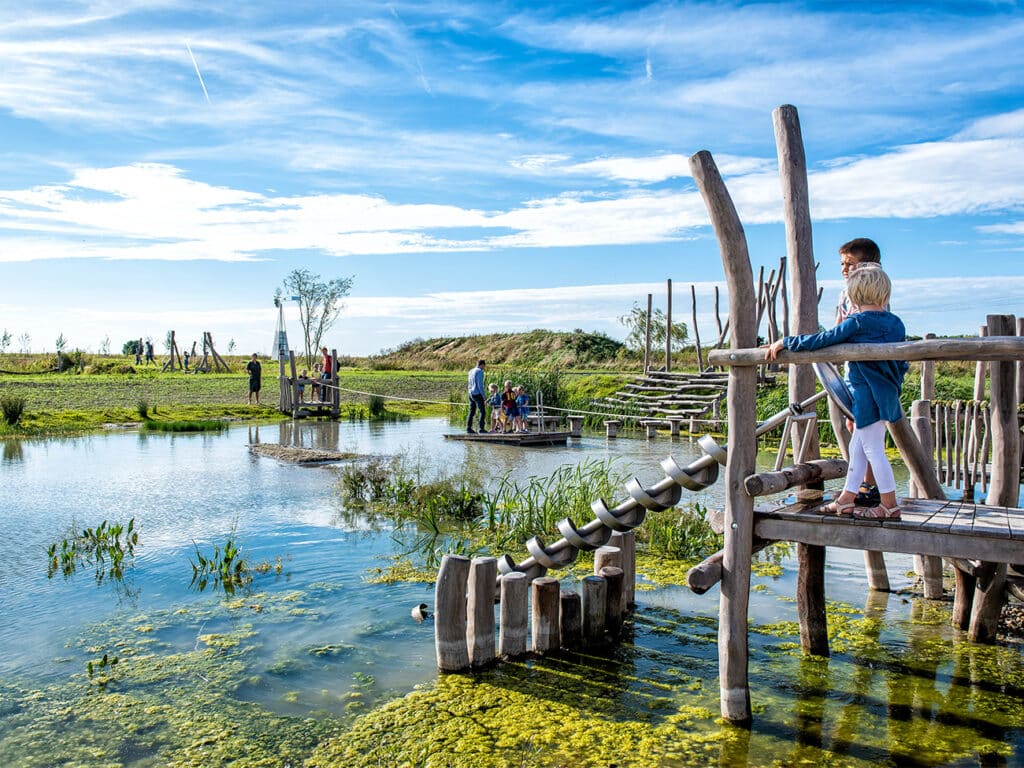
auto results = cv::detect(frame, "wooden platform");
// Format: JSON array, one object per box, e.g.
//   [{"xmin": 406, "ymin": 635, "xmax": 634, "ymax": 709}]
[
  {"xmin": 444, "ymin": 430, "xmax": 569, "ymax": 447},
  {"xmin": 754, "ymin": 497, "xmax": 1024, "ymax": 564}
]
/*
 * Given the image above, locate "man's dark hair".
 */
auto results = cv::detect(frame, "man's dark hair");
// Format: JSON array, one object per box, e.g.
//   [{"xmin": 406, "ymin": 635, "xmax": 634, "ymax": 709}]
[
  {"xmin": 477, "ymin": 359, "xmax": 486, "ymax": 366},
  {"xmin": 838, "ymin": 237, "xmax": 881, "ymax": 264}
]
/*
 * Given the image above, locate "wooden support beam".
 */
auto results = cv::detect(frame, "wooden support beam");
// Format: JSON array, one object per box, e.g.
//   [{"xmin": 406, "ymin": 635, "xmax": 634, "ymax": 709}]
[
  {"xmin": 581, "ymin": 575, "xmax": 607, "ymax": 646},
  {"xmin": 467, "ymin": 557, "xmax": 497, "ymax": 667},
  {"xmin": 690, "ymin": 147, "xmax": 756, "ymax": 725},
  {"xmin": 498, "ymin": 572, "xmax": 529, "ymax": 659},
  {"xmin": 434, "ymin": 555, "xmax": 470, "ymax": 671},
  {"xmin": 743, "ymin": 459, "xmax": 847, "ymax": 497},
  {"xmin": 559, "ymin": 591, "xmax": 582, "ymax": 649},
  {"xmin": 531, "ymin": 576, "xmax": 561, "ymax": 654},
  {"xmin": 709, "ymin": 337, "xmax": 1024, "ymax": 367}
]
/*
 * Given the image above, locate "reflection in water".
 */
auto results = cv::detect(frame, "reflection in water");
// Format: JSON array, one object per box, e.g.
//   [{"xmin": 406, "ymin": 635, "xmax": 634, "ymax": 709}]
[{"xmin": 2, "ymin": 438, "xmax": 23, "ymax": 462}]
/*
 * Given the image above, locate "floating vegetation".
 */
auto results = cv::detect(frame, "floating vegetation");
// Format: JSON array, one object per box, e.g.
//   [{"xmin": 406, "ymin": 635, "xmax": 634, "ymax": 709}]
[
  {"xmin": 190, "ymin": 537, "xmax": 252, "ymax": 594},
  {"xmin": 46, "ymin": 518, "xmax": 139, "ymax": 587},
  {"xmin": 142, "ymin": 418, "xmax": 228, "ymax": 433}
]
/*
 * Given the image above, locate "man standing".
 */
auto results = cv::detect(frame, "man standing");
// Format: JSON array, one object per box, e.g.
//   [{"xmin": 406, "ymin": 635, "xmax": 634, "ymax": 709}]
[
  {"xmin": 246, "ymin": 353, "xmax": 262, "ymax": 405},
  {"xmin": 466, "ymin": 359, "xmax": 486, "ymax": 433}
]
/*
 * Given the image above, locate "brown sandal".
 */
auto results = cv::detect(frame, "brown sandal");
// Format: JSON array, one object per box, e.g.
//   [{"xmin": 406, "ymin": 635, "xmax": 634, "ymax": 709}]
[
  {"xmin": 852, "ymin": 503, "xmax": 901, "ymax": 520},
  {"xmin": 823, "ymin": 498, "xmax": 856, "ymax": 517}
]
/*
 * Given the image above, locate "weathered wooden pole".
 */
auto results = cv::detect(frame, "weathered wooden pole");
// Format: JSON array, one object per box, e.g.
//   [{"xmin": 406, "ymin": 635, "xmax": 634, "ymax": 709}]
[
  {"xmin": 288, "ymin": 352, "xmax": 299, "ymax": 419},
  {"xmin": 435, "ymin": 555, "xmax": 471, "ymax": 671},
  {"xmin": 600, "ymin": 565, "xmax": 625, "ymax": 636},
  {"xmin": 974, "ymin": 326, "xmax": 988, "ymax": 401},
  {"xmin": 644, "ymin": 293, "xmax": 653, "ymax": 373},
  {"xmin": 910, "ymin": 400, "xmax": 943, "ymax": 599},
  {"xmin": 969, "ymin": 314, "xmax": 1018, "ymax": 642},
  {"xmin": 690, "ymin": 148, "xmax": 756, "ymax": 725},
  {"xmin": 691, "ymin": 284, "xmax": 705, "ymax": 371},
  {"xmin": 609, "ymin": 531, "xmax": 636, "ymax": 607},
  {"xmin": 594, "ymin": 544, "xmax": 622, "ymax": 575},
  {"xmin": 774, "ymin": 104, "xmax": 829, "ymax": 655},
  {"xmin": 666, "ymin": 278, "xmax": 673, "ymax": 372},
  {"xmin": 581, "ymin": 575, "xmax": 607, "ymax": 646},
  {"xmin": 559, "ymin": 591, "xmax": 582, "ymax": 649},
  {"xmin": 466, "ymin": 556, "xmax": 497, "ymax": 667},
  {"xmin": 531, "ymin": 576, "xmax": 561, "ymax": 654},
  {"xmin": 1017, "ymin": 317, "xmax": 1024, "ymax": 406},
  {"xmin": 498, "ymin": 572, "xmax": 529, "ymax": 658},
  {"xmin": 920, "ymin": 333, "xmax": 937, "ymax": 400}
]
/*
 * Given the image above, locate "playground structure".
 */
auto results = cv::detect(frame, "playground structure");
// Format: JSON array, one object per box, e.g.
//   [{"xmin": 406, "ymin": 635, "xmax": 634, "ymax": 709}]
[
  {"xmin": 277, "ymin": 349, "xmax": 340, "ymax": 419},
  {"xmin": 159, "ymin": 331, "xmax": 230, "ymax": 373},
  {"xmin": 431, "ymin": 105, "xmax": 1024, "ymax": 727}
]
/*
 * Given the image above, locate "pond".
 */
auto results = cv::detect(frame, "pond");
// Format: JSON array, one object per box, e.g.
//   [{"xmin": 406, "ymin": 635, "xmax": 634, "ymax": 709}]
[{"xmin": 0, "ymin": 418, "xmax": 1021, "ymax": 767}]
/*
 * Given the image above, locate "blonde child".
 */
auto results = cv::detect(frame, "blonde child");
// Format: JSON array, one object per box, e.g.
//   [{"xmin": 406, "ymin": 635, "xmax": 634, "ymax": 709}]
[
  {"xmin": 487, "ymin": 383, "xmax": 503, "ymax": 433},
  {"xmin": 766, "ymin": 265, "xmax": 907, "ymax": 520}
]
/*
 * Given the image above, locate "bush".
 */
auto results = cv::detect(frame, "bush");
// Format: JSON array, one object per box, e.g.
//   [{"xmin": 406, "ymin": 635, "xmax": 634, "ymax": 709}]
[{"xmin": 1, "ymin": 395, "xmax": 26, "ymax": 425}]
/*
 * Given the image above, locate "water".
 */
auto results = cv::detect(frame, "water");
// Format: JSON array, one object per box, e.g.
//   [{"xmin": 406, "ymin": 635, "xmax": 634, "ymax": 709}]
[{"xmin": 0, "ymin": 419, "xmax": 1021, "ymax": 767}]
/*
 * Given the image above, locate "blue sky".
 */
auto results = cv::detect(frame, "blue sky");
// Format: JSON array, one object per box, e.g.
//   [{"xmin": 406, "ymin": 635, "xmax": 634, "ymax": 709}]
[{"xmin": 1, "ymin": 1, "xmax": 1023, "ymax": 357}]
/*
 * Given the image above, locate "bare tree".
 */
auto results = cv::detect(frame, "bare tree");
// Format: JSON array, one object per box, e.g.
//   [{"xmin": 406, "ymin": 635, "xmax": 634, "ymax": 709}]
[
  {"xmin": 18, "ymin": 332, "xmax": 31, "ymax": 353},
  {"xmin": 278, "ymin": 269, "xmax": 354, "ymax": 367}
]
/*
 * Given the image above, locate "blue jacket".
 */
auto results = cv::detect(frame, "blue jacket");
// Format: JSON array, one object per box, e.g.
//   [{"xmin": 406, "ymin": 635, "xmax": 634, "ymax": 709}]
[
  {"xmin": 782, "ymin": 311, "xmax": 908, "ymax": 428},
  {"xmin": 468, "ymin": 365, "xmax": 485, "ymax": 397}
]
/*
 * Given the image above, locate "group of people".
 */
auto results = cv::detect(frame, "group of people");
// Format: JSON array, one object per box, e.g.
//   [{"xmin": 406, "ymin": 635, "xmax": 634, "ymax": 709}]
[
  {"xmin": 765, "ymin": 237, "xmax": 905, "ymax": 521},
  {"xmin": 466, "ymin": 360, "xmax": 531, "ymax": 434}
]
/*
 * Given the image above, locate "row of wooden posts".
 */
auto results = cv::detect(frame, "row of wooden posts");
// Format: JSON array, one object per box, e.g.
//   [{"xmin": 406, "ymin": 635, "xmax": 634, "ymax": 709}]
[
  {"xmin": 642, "ymin": 258, "xmax": 796, "ymax": 374},
  {"xmin": 434, "ymin": 532, "xmax": 637, "ymax": 670}
]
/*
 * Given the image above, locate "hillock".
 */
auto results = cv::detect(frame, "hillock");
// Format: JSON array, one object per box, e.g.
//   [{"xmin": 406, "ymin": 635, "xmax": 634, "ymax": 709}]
[{"xmin": 366, "ymin": 329, "xmax": 635, "ymax": 371}]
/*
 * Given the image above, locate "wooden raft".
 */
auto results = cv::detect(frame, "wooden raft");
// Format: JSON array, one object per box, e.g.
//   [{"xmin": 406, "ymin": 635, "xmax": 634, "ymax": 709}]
[{"xmin": 445, "ymin": 431, "xmax": 569, "ymax": 447}]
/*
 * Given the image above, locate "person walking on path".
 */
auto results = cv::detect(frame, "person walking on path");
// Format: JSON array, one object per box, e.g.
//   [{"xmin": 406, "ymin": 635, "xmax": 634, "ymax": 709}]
[
  {"xmin": 466, "ymin": 359, "xmax": 487, "ymax": 433},
  {"xmin": 246, "ymin": 353, "xmax": 263, "ymax": 405}
]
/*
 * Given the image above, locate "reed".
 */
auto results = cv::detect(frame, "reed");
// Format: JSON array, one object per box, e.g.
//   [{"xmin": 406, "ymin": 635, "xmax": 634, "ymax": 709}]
[{"xmin": 1, "ymin": 395, "xmax": 25, "ymax": 425}]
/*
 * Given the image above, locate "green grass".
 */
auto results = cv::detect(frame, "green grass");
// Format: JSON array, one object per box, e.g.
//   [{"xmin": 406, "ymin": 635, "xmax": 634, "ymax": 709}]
[{"xmin": 142, "ymin": 419, "xmax": 229, "ymax": 433}]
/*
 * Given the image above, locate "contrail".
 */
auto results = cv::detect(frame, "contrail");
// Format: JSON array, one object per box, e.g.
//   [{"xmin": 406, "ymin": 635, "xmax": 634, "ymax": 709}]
[{"xmin": 185, "ymin": 41, "xmax": 211, "ymax": 104}]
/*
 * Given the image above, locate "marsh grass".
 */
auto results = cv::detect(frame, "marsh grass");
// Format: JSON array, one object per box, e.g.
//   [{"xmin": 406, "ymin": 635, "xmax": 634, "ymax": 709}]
[
  {"xmin": 1, "ymin": 394, "xmax": 25, "ymax": 425},
  {"xmin": 142, "ymin": 418, "xmax": 228, "ymax": 433},
  {"xmin": 190, "ymin": 537, "xmax": 251, "ymax": 594}
]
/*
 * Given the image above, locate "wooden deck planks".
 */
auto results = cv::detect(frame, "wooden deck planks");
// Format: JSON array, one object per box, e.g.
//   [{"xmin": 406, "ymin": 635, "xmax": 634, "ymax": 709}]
[{"xmin": 754, "ymin": 498, "xmax": 1024, "ymax": 563}]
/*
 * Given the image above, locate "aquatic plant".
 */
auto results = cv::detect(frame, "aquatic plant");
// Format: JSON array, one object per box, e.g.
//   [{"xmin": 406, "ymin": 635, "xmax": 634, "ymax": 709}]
[
  {"xmin": 136, "ymin": 398, "xmax": 149, "ymax": 419},
  {"xmin": 1, "ymin": 394, "xmax": 26, "ymax": 425},
  {"xmin": 46, "ymin": 518, "xmax": 139, "ymax": 586},
  {"xmin": 640, "ymin": 502, "xmax": 721, "ymax": 561},
  {"xmin": 190, "ymin": 537, "xmax": 252, "ymax": 594},
  {"xmin": 142, "ymin": 418, "xmax": 229, "ymax": 433}
]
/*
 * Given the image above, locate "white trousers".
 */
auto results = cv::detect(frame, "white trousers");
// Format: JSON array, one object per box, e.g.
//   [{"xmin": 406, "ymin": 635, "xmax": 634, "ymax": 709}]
[{"xmin": 844, "ymin": 420, "xmax": 896, "ymax": 495}]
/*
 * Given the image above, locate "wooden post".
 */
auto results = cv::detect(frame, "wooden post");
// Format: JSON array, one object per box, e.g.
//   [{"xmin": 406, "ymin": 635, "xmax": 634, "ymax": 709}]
[
  {"xmin": 691, "ymin": 284, "xmax": 704, "ymax": 371},
  {"xmin": 666, "ymin": 278, "xmax": 673, "ymax": 372},
  {"xmin": 594, "ymin": 545, "xmax": 621, "ymax": 575},
  {"xmin": 278, "ymin": 354, "xmax": 288, "ymax": 412},
  {"xmin": 599, "ymin": 565, "xmax": 625, "ymax": 636},
  {"xmin": 920, "ymin": 333, "xmax": 937, "ymax": 400},
  {"xmin": 974, "ymin": 326, "xmax": 988, "ymax": 401},
  {"xmin": 690, "ymin": 148, "xmax": 756, "ymax": 725},
  {"xmin": 609, "ymin": 531, "xmax": 636, "ymax": 607},
  {"xmin": 499, "ymin": 572, "xmax": 529, "ymax": 659},
  {"xmin": 1017, "ymin": 317, "xmax": 1024, "ymax": 406},
  {"xmin": 288, "ymin": 351, "xmax": 299, "ymax": 419},
  {"xmin": 330, "ymin": 348, "xmax": 340, "ymax": 417},
  {"xmin": 644, "ymin": 293, "xmax": 652, "ymax": 373},
  {"xmin": 568, "ymin": 415, "xmax": 584, "ymax": 438},
  {"xmin": 643, "ymin": 421, "xmax": 657, "ymax": 438},
  {"xmin": 775, "ymin": 104, "xmax": 828, "ymax": 655},
  {"xmin": 910, "ymin": 400, "xmax": 943, "ymax": 599},
  {"xmin": 604, "ymin": 420, "xmax": 620, "ymax": 438},
  {"xmin": 581, "ymin": 575, "xmax": 607, "ymax": 646},
  {"xmin": 434, "ymin": 555, "xmax": 471, "ymax": 671},
  {"xmin": 531, "ymin": 576, "xmax": 561, "ymax": 654},
  {"xmin": 969, "ymin": 314, "xmax": 1017, "ymax": 642},
  {"xmin": 559, "ymin": 591, "xmax": 582, "ymax": 649},
  {"xmin": 466, "ymin": 557, "xmax": 497, "ymax": 667}
]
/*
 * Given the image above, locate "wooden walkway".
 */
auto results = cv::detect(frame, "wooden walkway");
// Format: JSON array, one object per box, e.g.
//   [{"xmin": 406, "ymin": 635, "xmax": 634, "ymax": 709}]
[
  {"xmin": 444, "ymin": 431, "xmax": 569, "ymax": 447},
  {"xmin": 754, "ymin": 497, "xmax": 1024, "ymax": 564}
]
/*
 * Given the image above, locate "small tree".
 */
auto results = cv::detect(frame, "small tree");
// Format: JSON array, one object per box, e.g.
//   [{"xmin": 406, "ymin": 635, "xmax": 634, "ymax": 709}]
[
  {"xmin": 18, "ymin": 332, "xmax": 31, "ymax": 354},
  {"xmin": 122, "ymin": 339, "xmax": 142, "ymax": 356},
  {"xmin": 0, "ymin": 329, "xmax": 10, "ymax": 354},
  {"xmin": 227, "ymin": 338, "xmax": 236, "ymax": 354},
  {"xmin": 55, "ymin": 333, "xmax": 68, "ymax": 353},
  {"xmin": 618, "ymin": 302, "xmax": 688, "ymax": 353},
  {"xmin": 279, "ymin": 269, "xmax": 354, "ymax": 367},
  {"xmin": 99, "ymin": 336, "xmax": 111, "ymax": 356}
]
